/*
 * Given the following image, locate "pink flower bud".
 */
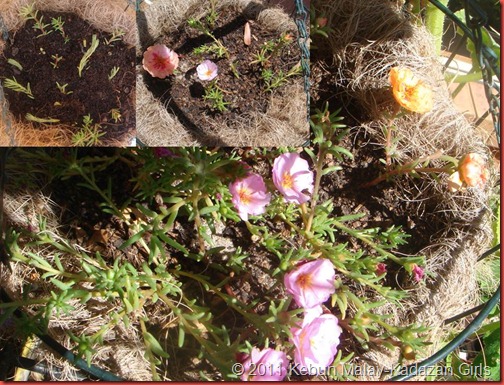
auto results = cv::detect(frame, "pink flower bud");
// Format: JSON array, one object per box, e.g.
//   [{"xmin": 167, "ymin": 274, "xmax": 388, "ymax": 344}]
[
  {"xmin": 376, "ymin": 262, "xmax": 387, "ymax": 276},
  {"xmin": 290, "ymin": 313, "xmax": 342, "ymax": 373},
  {"xmin": 284, "ymin": 259, "xmax": 336, "ymax": 309},
  {"xmin": 229, "ymin": 174, "xmax": 271, "ymax": 221},
  {"xmin": 196, "ymin": 60, "xmax": 218, "ymax": 81},
  {"xmin": 142, "ymin": 44, "xmax": 179, "ymax": 78},
  {"xmin": 241, "ymin": 347, "xmax": 288, "ymax": 381},
  {"xmin": 412, "ymin": 264, "xmax": 424, "ymax": 282},
  {"xmin": 316, "ymin": 17, "xmax": 328, "ymax": 28},
  {"xmin": 458, "ymin": 153, "xmax": 488, "ymax": 188},
  {"xmin": 272, "ymin": 153, "xmax": 314, "ymax": 205}
]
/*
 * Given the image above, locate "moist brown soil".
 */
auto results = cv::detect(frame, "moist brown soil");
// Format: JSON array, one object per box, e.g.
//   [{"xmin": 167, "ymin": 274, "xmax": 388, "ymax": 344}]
[
  {"xmin": 142, "ymin": 6, "xmax": 301, "ymax": 134},
  {"xmin": 0, "ymin": 11, "xmax": 135, "ymax": 145}
]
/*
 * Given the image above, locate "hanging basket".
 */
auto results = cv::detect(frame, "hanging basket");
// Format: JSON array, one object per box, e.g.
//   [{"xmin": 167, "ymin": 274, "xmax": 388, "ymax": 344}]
[{"xmin": 136, "ymin": 0, "xmax": 309, "ymax": 146}]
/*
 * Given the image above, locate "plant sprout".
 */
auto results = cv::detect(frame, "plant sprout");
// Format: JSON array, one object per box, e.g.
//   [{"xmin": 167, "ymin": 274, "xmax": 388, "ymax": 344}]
[
  {"xmin": 108, "ymin": 66, "xmax": 120, "ymax": 80},
  {"xmin": 72, "ymin": 114, "xmax": 105, "ymax": 146},
  {"xmin": 7, "ymin": 58, "xmax": 23, "ymax": 71},
  {"xmin": 104, "ymin": 29, "xmax": 125, "ymax": 45},
  {"xmin": 19, "ymin": 3, "xmax": 52, "ymax": 37},
  {"xmin": 25, "ymin": 113, "xmax": 60, "ymax": 123},
  {"xmin": 77, "ymin": 35, "xmax": 100, "ymax": 77},
  {"xmin": 3, "ymin": 77, "xmax": 34, "ymax": 99},
  {"xmin": 56, "ymin": 82, "xmax": 73, "ymax": 95}
]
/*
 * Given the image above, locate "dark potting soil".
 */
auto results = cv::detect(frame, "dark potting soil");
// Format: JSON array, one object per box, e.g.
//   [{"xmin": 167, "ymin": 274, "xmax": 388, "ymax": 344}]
[
  {"xmin": 142, "ymin": 6, "xmax": 302, "ymax": 135},
  {"xmin": 0, "ymin": 11, "xmax": 135, "ymax": 145}
]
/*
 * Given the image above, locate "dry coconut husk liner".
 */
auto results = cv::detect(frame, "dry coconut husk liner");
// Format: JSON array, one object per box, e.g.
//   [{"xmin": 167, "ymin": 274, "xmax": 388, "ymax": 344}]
[
  {"xmin": 0, "ymin": 0, "xmax": 135, "ymax": 147},
  {"xmin": 136, "ymin": 0, "xmax": 309, "ymax": 146},
  {"xmin": 312, "ymin": 0, "xmax": 497, "ymax": 379}
]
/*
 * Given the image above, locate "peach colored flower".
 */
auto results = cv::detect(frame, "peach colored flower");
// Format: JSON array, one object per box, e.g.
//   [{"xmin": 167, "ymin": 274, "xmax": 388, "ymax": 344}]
[
  {"xmin": 142, "ymin": 44, "xmax": 179, "ymax": 78},
  {"xmin": 389, "ymin": 67, "xmax": 433, "ymax": 113},
  {"xmin": 197, "ymin": 60, "xmax": 218, "ymax": 81},
  {"xmin": 229, "ymin": 174, "xmax": 271, "ymax": 221},
  {"xmin": 240, "ymin": 347, "xmax": 288, "ymax": 381},
  {"xmin": 458, "ymin": 153, "xmax": 488, "ymax": 188},
  {"xmin": 447, "ymin": 171, "xmax": 464, "ymax": 192},
  {"xmin": 290, "ymin": 313, "xmax": 342, "ymax": 373},
  {"xmin": 284, "ymin": 259, "xmax": 336, "ymax": 309},
  {"xmin": 272, "ymin": 153, "xmax": 314, "ymax": 205}
]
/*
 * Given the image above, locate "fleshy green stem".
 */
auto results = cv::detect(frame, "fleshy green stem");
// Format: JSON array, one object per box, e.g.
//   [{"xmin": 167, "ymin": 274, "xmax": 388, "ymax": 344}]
[{"xmin": 425, "ymin": 0, "xmax": 449, "ymax": 56}]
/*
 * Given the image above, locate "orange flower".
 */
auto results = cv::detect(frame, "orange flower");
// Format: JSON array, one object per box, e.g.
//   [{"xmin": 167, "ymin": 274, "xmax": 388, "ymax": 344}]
[
  {"xmin": 458, "ymin": 153, "xmax": 488, "ymax": 188},
  {"xmin": 389, "ymin": 67, "xmax": 433, "ymax": 113}
]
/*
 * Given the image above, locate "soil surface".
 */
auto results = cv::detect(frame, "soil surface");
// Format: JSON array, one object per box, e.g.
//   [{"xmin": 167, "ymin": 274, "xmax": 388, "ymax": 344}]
[
  {"xmin": 0, "ymin": 11, "xmax": 135, "ymax": 145},
  {"xmin": 142, "ymin": 6, "xmax": 302, "ymax": 133}
]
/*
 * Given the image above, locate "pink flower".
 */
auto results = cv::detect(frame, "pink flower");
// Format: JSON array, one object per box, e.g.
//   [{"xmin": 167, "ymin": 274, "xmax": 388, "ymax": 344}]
[
  {"xmin": 412, "ymin": 264, "xmax": 424, "ymax": 282},
  {"xmin": 458, "ymin": 153, "xmax": 488, "ymax": 188},
  {"xmin": 240, "ymin": 347, "xmax": 288, "ymax": 381},
  {"xmin": 197, "ymin": 60, "xmax": 218, "ymax": 81},
  {"xmin": 284, "ymin": 259, "xmax": 335, "ymax": 309},
  {"xmin": 229, "ymin": 174, "xmax": 271, "ymax": 221},
  {"xmin": 142, "ymin": 44, "xmax": 179, "ymax": 78},
  {"xmin": 272, "ymin": 153, "xmax": 314, "ymax": 204},
  {"xmin": 290, "ymin": 313, "xmax": 342, "ymax": 373},
  {"xmin": 376, "ymin": 263, "xmax": 387, "ymax": 276}
]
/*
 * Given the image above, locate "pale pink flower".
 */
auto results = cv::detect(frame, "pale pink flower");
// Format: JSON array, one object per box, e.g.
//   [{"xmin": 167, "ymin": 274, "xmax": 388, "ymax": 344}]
[
  {"xmin": 290, "ymin": 313, "xmax": 342, "ymax": 373},
  {"xmin": 284, "ymin": 259, "xmax": 335, "ymax": 309},
  {"xmin": 241, "ymin": 347, "xmax": 288, "ymax": 381},
  {"xmin": 272, "ymin": 153, "xmax": 314, "ymax": 204},
  {"xmin": 142, "ymin": 44, "xmax": 179, "ymax": 78},
  {"xmin": 229, "ymin": 174, "xmax": 271, "ymax": 221},
  {"xmin": 197, "ymin": 60, "xmax": 218, "ymax": 81},
  {"xmin": 458, "ymin": 153, "xmax": 488, "ymax": 188},
  {"xmin": 412, "ymin": 264, "xmax": 424, "ymax": 282}
]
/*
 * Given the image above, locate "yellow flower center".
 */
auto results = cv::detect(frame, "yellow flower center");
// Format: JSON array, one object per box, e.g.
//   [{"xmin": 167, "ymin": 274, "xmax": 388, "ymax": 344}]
[
  {"xmin": 296, "ymin": 273, "xmax": 312, "ymax": 289},
  {"xmin": 282, "ymin": 172, "xmax": 294, "ymax": 189},
  {"xmin": 238, "ymin": 187, "xmax": 251, "ymax": 205},
  {"xmin": 205, "ymin": 69, "xmax": 213, "ymax": 77}
]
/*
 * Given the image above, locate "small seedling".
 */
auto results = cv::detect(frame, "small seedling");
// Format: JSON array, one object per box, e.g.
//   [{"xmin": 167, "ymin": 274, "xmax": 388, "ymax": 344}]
[
  {"xmin": 206, "ymin": 0, "xmax": 218, "ymax": 29},
  {"xmin": 7, "ymin": 58, "xmax": 23, "ymax": 71},
  {"xmin": 104, "ymin": 29, "xmax": 125, "ymax": 45},
  {"xmin": 188, "ymin": 18, "xmax": 229, "ymax": 59},
  {"xmin": 25, "ymin": 113, "xmax": 60, "ymax": 123},
  {"xmin": 109, "ymin": 108, "xmax": 122, "ymax": 123},
  {"xmin": 77, "ymin": 35, "xmax": 100, "ymax": 77},
  {"xmin": 50, "ymin": 54, "xmax": 63, "ymax": 69},
  {"xmin": 250, "ymin": 33, "xmax": 294, "ymax": 67},
  {"xmin": 262, "ymin": 64, "xmax": 302, "ymax": 92},
  {"xmin": 19, "ymin": 3, "xmax": 52, "ymax": 38},
  {"xmin": 3, "ymin": 77, "xmax": 34, "ymax": 99},
  {"xmin": 192, "ymin": 42, "xmax": 227, "ymax": 59},
  {"xmin": 108, "ymin": 66, "xmax": 120, "ymax": 80},
  {"xmin": 51, "ymin": 16, "xmax": 69, "ymax": 43},
  {"xmin": 203, "ymin": 82, "xmax": 230, "ymax": 112},
  {"xmin": 56, "ymin": 82, "xmax": 73, "ymax": 95},
  {"xmin": 72, "ymin": 114, "xmax": 105, "ymax": 146}
]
